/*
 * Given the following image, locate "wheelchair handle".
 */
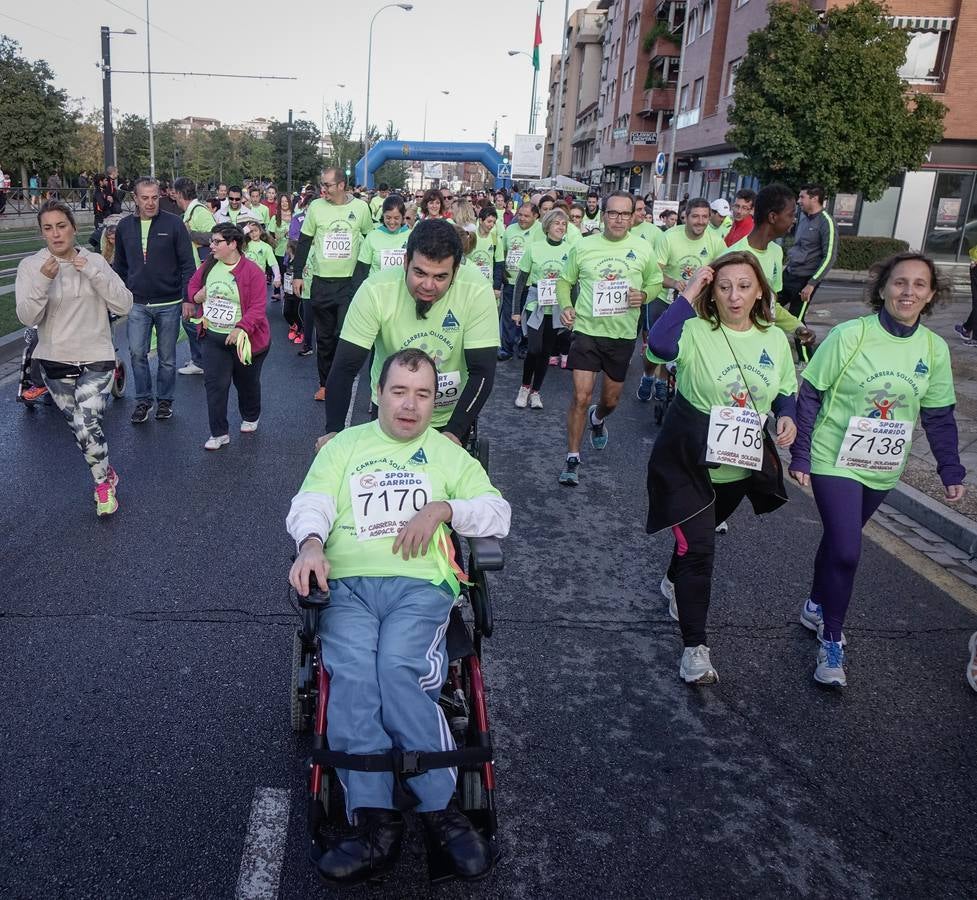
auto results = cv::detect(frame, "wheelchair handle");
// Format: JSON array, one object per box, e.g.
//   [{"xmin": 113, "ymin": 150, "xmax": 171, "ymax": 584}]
[{"xmin": 295, "ymin": 572, "xmax": 331, "ymax": 609}]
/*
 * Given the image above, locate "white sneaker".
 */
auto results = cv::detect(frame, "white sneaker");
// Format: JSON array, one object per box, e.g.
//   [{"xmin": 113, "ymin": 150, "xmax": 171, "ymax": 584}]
[
  {"xmin": 715, "ymin": 520, "xmax": 729, "ymax": 534},
  {"xmin": 240, "ymin": 419, "xmax": 259, "ymax": 433},
  {"xmin": 660, "ymin": 575, "xmax": 678, "ymax": 622},
  {"xmin": 814, "ymin": 639, "xmax": 847, "ymax": 688},
  {"xmin": 680, "ymin": 645, "xmax": 718, "ymax": 685},
  {"xmin": 529, "ymin": 391, "xmax": 543, "ymax": 409},
  {"xmin": 514, "ymin": 385, "xmax": 530, "ymax": 408},
  {"xmin": 801, "ymin": 599, "xmax": 847, "ymax": 646},
  {"xmin": 204, "ymin": 434, "xmax": 230, "ymax": 450},
  {"xmin": 178, "ymin": 362, "xmax": 204, "ymax": 375}
]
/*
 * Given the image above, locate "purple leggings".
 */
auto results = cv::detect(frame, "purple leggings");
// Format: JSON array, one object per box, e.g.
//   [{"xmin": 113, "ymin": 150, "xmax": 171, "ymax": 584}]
[{"xmin": 810, "ymin": 474, "xmax": 889, "ymax": 642}]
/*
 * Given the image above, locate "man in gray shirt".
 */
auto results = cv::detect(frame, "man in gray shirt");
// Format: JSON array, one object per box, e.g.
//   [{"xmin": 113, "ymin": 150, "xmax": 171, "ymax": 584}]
[{"xmin": 782, "ymin": 184, "xmax": 837, "ymax": 360}]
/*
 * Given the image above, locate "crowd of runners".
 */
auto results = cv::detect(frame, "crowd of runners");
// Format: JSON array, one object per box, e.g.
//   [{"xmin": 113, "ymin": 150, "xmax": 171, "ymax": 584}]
[{"xmin": 13, "ymin": 170, "xmax": 977, "ymax": 880}]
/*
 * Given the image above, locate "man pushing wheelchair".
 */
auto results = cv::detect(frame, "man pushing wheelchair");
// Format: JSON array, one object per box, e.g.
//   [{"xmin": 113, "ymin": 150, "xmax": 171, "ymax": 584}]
[{"xmin": 287, "ymin": 347, "xmax": 511, "ymax": 886}]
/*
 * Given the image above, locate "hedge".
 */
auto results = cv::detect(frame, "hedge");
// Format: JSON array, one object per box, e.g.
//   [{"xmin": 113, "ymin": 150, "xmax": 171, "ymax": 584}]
[{"xmin": 782, "ymin": 235, "xmax": 908, "ymax": 272}]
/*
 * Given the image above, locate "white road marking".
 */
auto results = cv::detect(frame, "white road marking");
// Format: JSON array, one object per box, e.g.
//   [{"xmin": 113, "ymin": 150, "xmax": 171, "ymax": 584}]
[
  {"xmin": 235, "ymin": 787, "xmax": 291, "ymax": 900},
  {"xmin": 344, "ymin": 373, "xmax": 360, "ymax": 429}
]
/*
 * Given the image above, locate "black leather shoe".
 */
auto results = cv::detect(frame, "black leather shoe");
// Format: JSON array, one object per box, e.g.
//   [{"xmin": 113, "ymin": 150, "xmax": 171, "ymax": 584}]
[
  {"xmin": 314, "ymin": 807, "xmax": 404, "ymax": 886},
  {"xmin": 420, "ymin": 802, "xmax": 493, "ymax": 881}
]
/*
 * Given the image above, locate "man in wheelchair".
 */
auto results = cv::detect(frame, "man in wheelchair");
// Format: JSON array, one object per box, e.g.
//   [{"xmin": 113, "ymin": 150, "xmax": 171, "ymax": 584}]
[{"xmin": 286, "ymin": 347, "xmax": 511, "ymax": 886}]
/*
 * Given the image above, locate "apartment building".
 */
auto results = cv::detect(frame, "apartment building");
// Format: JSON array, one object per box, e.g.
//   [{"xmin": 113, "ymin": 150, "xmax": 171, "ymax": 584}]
[
  {"xmin": 541, "ymin": 2, "xmax": 608, "ymax": 180},
  {"xmin": 651, "ymin": 0, "xmax": 977, "ymax": 261}
]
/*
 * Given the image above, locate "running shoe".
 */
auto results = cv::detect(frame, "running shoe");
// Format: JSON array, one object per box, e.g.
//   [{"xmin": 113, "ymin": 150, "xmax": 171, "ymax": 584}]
[
  {"xmin": 800, "ymin": 599, "xmax": 847, "ymax": 645},
  {"xmin": 515, "ymin": 385, "xmax": 530, "ymax": 408},
  {"xmin": 240, "ymin": 419, "xmax": 259, "ymax": 433},
  {"xmin": 497, "ymin": 350, "xmax": 513, "ymax": 362},
  {"xmin": 636, "ymin": 375, "xmax": 655, "ymax": 402},
  {"xmin": 814, "ymin": 639, "xmax": 846, "ymax": 688},
  {"xmin": 953, "ymin": 324, "xmax": 973, "ymax": 341},
  {"xmin": 298, "ymin": 347, "xmax": 314, "ymax": 357},
  {"xmin": 204, "ymin": 434, "xmax": 230, "ymax": 451},
  {"xmin": 155, "ymin": 400, "xmax": 173, "ymax": 420},
  {"xmin": 548, "ymin": 356, "xmax": 559, "ymax": 367},
  {"xmin": 967, "ymin": 632, "xmax": 977, "ymax": 693},
  {"xmin": 715, "ymin": 520, "xmax": 729, "ymax": 535},
  {"xmin": 653, "ymin": 378, "xmax": 668, "ymax": 402},
  {"xmin": 94, "ymin": 480, "xmax": 118, "ymax": 517},
  {"xmin": 314, "ymin": 387, "xmax": 326, "ymax": 401},
  {"xmin": 178, "ymin": 362, "xmax": 203, "ymax": 375},
  {"xmin": 292, "ymin": 333, "xmax": 304, "ymax": 344},
  {"xmin": 288, "ymin": 325, "xmax": 298, "ymax": 342},
  {"xmin": 130, "ymin": 401, "xmax": 152, "ymax": 424},
  {"xmin": 21, "ymin": 385, "xmax": 48, "ymax": 402},
  {"xmin": 680, "ymin": 645, "xmax": 718, "ymax": 685},
  {"xmin": 558, "ymin": 456, "xmax": 580, "ymax": 486},
  {"xmin": 589, "ymin": 405, "xmax": 608, "ymax": 450},
  {"xmin": 660, "ymin": 575, "xmax": 678, "ymax": 622},
  {"xmin": 105, "ymin": 466, "xmax": 119, "ymax": 489},
  {"xmin": 529, "ymin": 391, "xmax": 543, "ymax": 410}
]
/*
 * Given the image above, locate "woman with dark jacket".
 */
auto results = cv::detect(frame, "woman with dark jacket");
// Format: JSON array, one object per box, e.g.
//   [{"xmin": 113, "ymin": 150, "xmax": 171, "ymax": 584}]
[{"xmin": 183, "ymin": 223, "xmax": 270, "ymax": 450}]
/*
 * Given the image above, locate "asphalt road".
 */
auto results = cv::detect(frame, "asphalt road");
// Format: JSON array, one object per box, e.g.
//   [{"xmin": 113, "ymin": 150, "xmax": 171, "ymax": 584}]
[{"xmin": 1, "ymin": 298, "xmax": 976, "ymax": 900}]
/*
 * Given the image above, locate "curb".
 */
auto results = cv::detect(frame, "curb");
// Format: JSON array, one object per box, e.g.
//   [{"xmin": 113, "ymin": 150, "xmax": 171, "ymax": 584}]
[
  {"xmin": 0, "ymin": 328, "xmax": 23, "ymax": 365},
  {"xmin": 887, "ymin": 480, "xmax": 977, "ymax": 557}
]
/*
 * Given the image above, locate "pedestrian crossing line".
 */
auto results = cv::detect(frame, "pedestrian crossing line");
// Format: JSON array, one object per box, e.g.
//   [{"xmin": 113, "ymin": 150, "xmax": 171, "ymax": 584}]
[{"xmin": 235, "ymin": 787, "xmax": 290, "ymax": 900}]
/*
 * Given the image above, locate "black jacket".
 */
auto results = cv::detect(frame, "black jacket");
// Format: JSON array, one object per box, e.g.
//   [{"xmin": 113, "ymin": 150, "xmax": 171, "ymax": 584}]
[
  {"xmin": 112, "ymin": 210, "xmax": 196, "ymax": 305},
  {"xmin": 646, "ymin": 392, "xmax": 788, "ymax": 534}
]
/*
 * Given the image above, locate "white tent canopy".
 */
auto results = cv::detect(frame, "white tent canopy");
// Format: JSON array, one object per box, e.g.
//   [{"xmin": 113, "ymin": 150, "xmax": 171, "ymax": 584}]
[{"xmin": 527, "ymin": 175, "xmax": 590, "ymax": 194}]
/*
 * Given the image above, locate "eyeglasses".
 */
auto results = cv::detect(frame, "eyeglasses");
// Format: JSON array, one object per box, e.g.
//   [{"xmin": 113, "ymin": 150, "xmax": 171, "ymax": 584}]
[
  {"xmin": 321, "ymin": 182, "xmax": 338, "ymax": 189},
  {"xmin": 209, "ymin": 237, "xmax": 227, "ymax": 246},
  {"xmin": 228, "ymin": 196, "xmax": 242, "ymax": 202},
  {"xmin": 604, "ymin": 210, "xmax": 631, "ymax": 220}
]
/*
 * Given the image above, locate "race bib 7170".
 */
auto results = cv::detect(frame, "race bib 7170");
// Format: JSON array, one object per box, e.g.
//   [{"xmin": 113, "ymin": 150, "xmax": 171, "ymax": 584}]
[{"xmin": 349, "ymin": 471, "xmax": 433, "ymax": 541}]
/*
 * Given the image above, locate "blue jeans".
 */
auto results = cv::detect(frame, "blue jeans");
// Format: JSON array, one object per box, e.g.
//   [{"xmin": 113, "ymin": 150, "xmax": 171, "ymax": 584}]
[
  {"xmin": 127, "ymin": 302, "xmax": 181, "ymax": 402},
  {"xmin": 319, "ymin": 576, "xmax": 456, "ymax": 821},
  {"xmin": 183, "ymin": 320, "xmax": 203, "ymax": 367},
  {"xmin": 499, "ymin": 284, "xmax": 523, "ymax": 356}
]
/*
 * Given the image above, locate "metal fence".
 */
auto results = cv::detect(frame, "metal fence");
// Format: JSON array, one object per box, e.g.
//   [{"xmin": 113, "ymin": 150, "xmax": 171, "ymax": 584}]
[{"xmin": 0, "ymin": 187, "xmax": 136, "ymax": 217}]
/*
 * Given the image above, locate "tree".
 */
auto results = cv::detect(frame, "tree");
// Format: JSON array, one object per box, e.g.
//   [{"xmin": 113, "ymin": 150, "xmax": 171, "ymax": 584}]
[
  {"xmin": 66, "ymin": 109, "xmax": 104, "ymax": 180},
  {"xmin": 325, "ymin": 101, "xmax": 357, "ymax": 181},
  {"xmin": 726, "ymin": 0, "xmax": 945, "ymax": 200},
  {"xmin": 238, "ymin": 131, "xmax": 275, "ymax": 184},
  {"xmin": 114, "ymin": 114, "xmax": 178, "ymax": 181},
  {"xmin": 267, "ymin": 118, "xmax": 321, "ymax": 190},
  {"xmin": 372, "ymin": 121, "xmax": 409, "ymax": 190},
  {"xmin": 0, "ymin": 36, "xmax": 78, "ymax": 186}
]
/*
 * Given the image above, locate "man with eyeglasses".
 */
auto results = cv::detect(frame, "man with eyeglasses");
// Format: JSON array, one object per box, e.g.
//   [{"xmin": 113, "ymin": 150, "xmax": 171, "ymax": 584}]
[
  {"xmin": 291, "ymin": 168, "xmax": 374, "ymax": 401},
  {"xmin": 216, "ymin": 187, "xmax": 248, "ymax": 226},
  {"xmin": 556, "ymin": 191, "xmax": 663, "ymax": 486}
]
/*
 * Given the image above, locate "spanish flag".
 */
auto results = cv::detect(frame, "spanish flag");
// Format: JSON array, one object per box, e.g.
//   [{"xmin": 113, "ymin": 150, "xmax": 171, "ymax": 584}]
[{"xmin": 532, "ymin": 10, "xmax": 542, "ymax": 71}]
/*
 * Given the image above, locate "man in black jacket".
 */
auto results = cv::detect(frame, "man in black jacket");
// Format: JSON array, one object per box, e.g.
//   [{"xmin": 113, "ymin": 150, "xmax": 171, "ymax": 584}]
[{"xmin": 113, "ymin": 177, "xmax": 196, "ymax": 423}]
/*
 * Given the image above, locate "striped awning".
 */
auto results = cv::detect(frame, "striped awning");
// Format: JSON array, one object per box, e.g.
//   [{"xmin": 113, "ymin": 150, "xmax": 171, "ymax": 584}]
[{"xmin": 888, "ymin": 15, "xmax": 955, "ymax": 31}]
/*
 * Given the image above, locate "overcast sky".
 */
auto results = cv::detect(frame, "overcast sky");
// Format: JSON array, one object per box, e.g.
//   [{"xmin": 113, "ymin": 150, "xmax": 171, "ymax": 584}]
[{"xmin": 3, "ymin": 0, "xmax": 578, "ymax": 150}]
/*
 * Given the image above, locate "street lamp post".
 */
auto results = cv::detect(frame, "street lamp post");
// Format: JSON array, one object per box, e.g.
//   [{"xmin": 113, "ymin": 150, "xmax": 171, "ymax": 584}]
[
  {"xmin": 492, "ymin": 114, "xmax": 508, "ymax": 150},
  {"xmin": 145, "ymin": 0, "xmax": 156, "ymax": 177},
  {"xmin": 287, "ymin": 108, "xmax": 294, "ymax": 196},
  {"xmin": 551, "ymin": 0, "xmax": 570, "ymax": 178},
  {"xmin": 99, "ymin": 26, "xmax": 137, "ymax": 171},
  {"xmin": 422, "ymin": 90, "xmax": 450, "ymax": 142},
  {"xmin": 507, "ymin": 50, "xmax": 539, "ymax": 133},
  {"xmin": 364, "ymin": 3, "xmax": 413, "ymax": 189}
]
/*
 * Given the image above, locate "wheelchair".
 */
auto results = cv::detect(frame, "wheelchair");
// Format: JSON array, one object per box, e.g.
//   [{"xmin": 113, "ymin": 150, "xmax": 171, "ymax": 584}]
[{"xmin": 289, "ymin": 535, "xmax": 504, "ymax": 884}]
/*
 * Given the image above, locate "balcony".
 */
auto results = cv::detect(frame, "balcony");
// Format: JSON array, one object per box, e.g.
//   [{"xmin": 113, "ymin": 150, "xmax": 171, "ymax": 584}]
[
  {"xmin": 639, "ymin": 86, "xmax": 676, "ymax": 117},
  {"xmin": 655, "ymin": 0, "xmax": 686, "ymax": 14},
  {"xmin": 648, "ymin": 35, "xmax": 681, "ymax": 61},
  {"xmin": 572, "ymin": 122, "xmax": 598, "ymax": 146}
]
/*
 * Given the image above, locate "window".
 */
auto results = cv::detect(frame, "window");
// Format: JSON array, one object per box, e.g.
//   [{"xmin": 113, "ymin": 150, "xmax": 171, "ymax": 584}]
[
  {"xmin": 735, "ymin": 0, "xmax": 749, "ymax": 7},
  {"xmin": 899, "ymin": 30, "xmax": 949, "ymax": 82},
  {"xmin": 701, "ymin": 0, "xmax": 713, "ymax": 35},
  {"xmin": 725, "ymin": 58, "xmax": 742, "ymax": 96},
  {"xmin": 692, "ymin": 78, "xmax": 704, "ymax": 109},
  {"xmin": 686, "ymin": 10, "xmax": 698, "ymax": 43},
  {"xmin": 679, "ymin": 84, "xmax": 690, "ymax": 111}
]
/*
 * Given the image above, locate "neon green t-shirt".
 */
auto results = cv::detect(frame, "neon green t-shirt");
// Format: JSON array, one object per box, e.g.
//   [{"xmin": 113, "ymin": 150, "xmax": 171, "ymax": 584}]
[
  {"xmin": 299, "ymin": 420, "xmax": 500, "ymax": 591},
  {"xmin": 226, "ymin": 206, "xmax": 244, "ymax": 225},
  {"xmin": 300, "ymin": 196, "xmax": 374, "ymax": 279},
  {"xmin": 202, "ymin": 260, "xmax": 242, "ymax": 334},
  {"xmin": 467, "ymin": 231, "xmax": 502, "ymax": 281},
  {"xmin": 248, "ymin": 202, "xmax": 271, "ymax": 228},
  {"xmin": 631, "ymin": 221, "xmax": 663, "ymax": 252},
  {"xmin": 558, "ymin": 232, "xmax": 663, "ymax": 340},
  {"xmin": 580, "ymin": 210, "xmax": 602, "ymax": 236},
  {"xmin": 802, "ymin": 315, "xmax": 956, "ymax": 490},
  {"xmin": 358, "ymin": 226, "xmax": 410, "ymax": 275},
  {"xmin": 340, "ymin": 265, "xmax": 499, "ymax": 427},
  {"xmin": 656, "ymin": 226, "xmax": 728, "ymax": 300},
  {"xmin": 648, "ymin": 315, "xmax": 797, "ymax": 482},
  {"xmin": 243, "ymin": 239, "xmax": 277, "ymax": 274},
  {"xmin": 566, "ymin": 222, "xmax": 583, "ymax": 245},
  {"xmin": 502, "ymin": 221, "xmax": 541, "ymax": 284},
  {"xmin": 140, "ymin": 219, "xmax": 151, "ymax": 260},
  {"xmin": 519, "ymin": 237, "xmax": 570, "ymax": 314},
  {"xmin": 709, "ymin": 218, "xmax": 732, "ymax": 240},
  {"xmin": 727, "ymin": 236, "xmax": 784, "ymax": 293},
  {"xmin": 369, "ymin": 194, "xmax": 385, "ymax": 223},
  {"xmin": 183, "ymin": 199, "xmax": 217, "ymax": 267},
  {"xmin": 272, "ymin": 215, "xmax": 292, "ymax": 257},
  {"xmin": 300, "ymin": 261, "xmax": 313, "ymax": 299}
]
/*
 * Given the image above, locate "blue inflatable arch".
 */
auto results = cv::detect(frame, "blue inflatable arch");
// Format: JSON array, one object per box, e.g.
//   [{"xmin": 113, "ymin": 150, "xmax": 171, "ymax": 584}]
[{"xmin": 354, "ymin": 141, "xmax": 507, "ymax": 190}]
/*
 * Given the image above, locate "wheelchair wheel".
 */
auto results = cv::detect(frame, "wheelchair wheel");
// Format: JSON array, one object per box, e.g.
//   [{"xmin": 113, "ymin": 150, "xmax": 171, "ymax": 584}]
[
  {"xmin": 461, "ymin": 768, "xmax": 486, "ymax": 811},
  {"xmin": 111, "ymin": 360, "xmax": 126, "ymax": 398},
  {"xmin": 290, "ymin": 629, "xmax": 304, "ymax": 732}
]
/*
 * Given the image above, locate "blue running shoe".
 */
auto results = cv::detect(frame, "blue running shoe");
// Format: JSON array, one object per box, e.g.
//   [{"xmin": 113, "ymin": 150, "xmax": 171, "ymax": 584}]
[
  {"xmin": 814, "ymin": 639, "xmax": 846, "ymax": 687},
  {"xmin": 636, "ymin": 375, "xmax": 655, "ymax": 402},
  {"xmin": 559, "ymin": 456, "xmax": 581, "ymax": 486},
  {"xmin": 588, "ymin": 405, "xmax": 608, "ymax": 450},
  {"xmin": 653, "ymin": 378, "xmax": 668, "ymax": 402}
]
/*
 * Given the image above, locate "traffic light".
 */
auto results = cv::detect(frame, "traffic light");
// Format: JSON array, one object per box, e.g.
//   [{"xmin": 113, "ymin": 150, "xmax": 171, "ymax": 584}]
[{"xmin": 502, "ymin": 145, "xmax": 510, "ymax": 166}]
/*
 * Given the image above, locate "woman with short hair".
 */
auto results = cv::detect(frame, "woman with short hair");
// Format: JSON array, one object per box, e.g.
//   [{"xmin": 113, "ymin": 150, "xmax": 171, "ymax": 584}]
[
  {"xmin": 15, "ymin": 201, "xmax": 133, "ymax": 515},
  {"xmin": 357, "ymin": 194, "xmax": 410, "ymax": 275},
  {"xmin": 419, "ymin": 188, "xmax": 445, "ymax": 220},
  {"xmin": 184, "ymin": 223, "xmax": 271, "ymax": 450},
  {"xmin": 789, "ymin": 252, "xmax": 965, "ymax": 687}
]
